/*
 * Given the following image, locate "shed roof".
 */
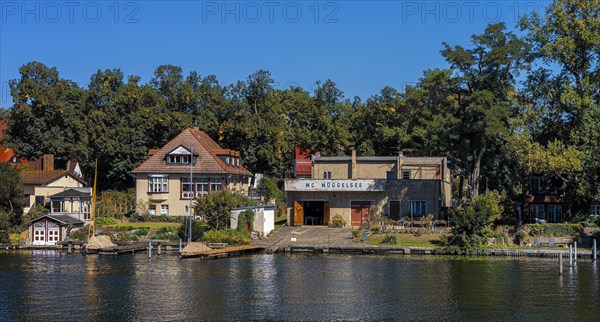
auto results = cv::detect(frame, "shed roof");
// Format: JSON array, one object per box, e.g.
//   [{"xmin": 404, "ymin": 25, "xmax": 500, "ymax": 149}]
[{"xmin": 27, "ymin": 214, "xmax": 85, "ymax": 226}]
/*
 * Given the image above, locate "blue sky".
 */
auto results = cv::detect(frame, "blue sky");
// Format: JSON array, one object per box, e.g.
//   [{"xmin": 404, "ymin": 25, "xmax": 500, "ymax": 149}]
[{"xmin": 0, "ymin": 1, "xmax": 549, "ymax": 107}]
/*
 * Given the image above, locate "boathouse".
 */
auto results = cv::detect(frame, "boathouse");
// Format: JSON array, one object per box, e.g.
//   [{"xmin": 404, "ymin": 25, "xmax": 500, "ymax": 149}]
[
  {"xmin": 284, "ymin": 150, "xmax": 452, "ymax": 227},
  {"xmin": 26, "ymin": 215, "xmax": 85, "ymax": 246}
]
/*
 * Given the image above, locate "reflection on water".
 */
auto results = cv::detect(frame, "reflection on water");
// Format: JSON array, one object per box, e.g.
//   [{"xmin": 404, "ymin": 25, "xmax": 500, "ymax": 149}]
[{"xmin": 1, "ymin": 251, "xmax": 598, "ymax": 320}]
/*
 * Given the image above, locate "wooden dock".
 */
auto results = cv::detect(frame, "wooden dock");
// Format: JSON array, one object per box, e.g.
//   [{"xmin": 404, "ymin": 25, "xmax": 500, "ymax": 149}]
[{"xmin": 180, "ymin": 244, "xmax": 264, "ymax": 259}]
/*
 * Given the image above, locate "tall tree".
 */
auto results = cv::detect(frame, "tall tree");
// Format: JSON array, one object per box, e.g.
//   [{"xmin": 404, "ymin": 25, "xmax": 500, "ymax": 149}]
[{"xmin": 441, "ymin": 23, "xmax": 528, "ymax": 203}]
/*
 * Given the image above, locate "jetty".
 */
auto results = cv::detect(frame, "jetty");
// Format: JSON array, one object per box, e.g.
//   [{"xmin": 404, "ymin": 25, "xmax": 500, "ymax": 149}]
[{"xmin": 179, "ymin": 242, "xmax": 263, "ymax": 259}]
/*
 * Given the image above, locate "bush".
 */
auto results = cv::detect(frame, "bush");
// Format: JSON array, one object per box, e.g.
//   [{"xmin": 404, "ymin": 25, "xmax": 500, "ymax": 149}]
[
  {"xmin": 237, "ymin": 209, "xmax": 255, "ymax": 232},
  {"xmin": 96, "ymin": 216, "xmax": 119, "ymax": 225},
  {"xmin": 447, "ymin": 191, "xmax": 504, "ymax": 254},
  {"xmin": 195, "ymin": 191, "xmax": 257, "ymax": 230},
  {"xmin": 68, "ymin": 228, "xmax": 87, "ymax": 241},
  {"xmin": 527, "ymin": 224, "xmax": 582, "ymax": 237},
  {"xmin": 202, "ymin": 229, "xmax": 250, "ymax": 245},
  {"xmin": 134, "ymin": 227, "xmax": 149, "ymax": 237},
  {"xmin": 370, "ymin": 224, "xmax": 381, "ymax": 233},
  {"xmin": 514, "ymin": 230, "xmax": 530, "ymax": 245},
  {"xmin": 259, "ymin": 177, "xmax": 285, "ymax": 203},
  {"xmin": 328, "ymin": 215, "xmax": 346, "ymax": 228},
  {"xmin": 178, "ymin": 220, "xmax": 210, "ymax": 242},
  {"xmin": 154, "ymin": 227, "xmax": 178, "ymax": 241},
  {"xmin": 381, "ymin": 234, "xmax": 398, "ymax": 244}
]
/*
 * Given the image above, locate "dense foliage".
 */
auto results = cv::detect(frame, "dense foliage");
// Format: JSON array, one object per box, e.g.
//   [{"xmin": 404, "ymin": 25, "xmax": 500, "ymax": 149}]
[
  {"xmin": 447, "ymin": 191, "xmax": 504, "ymax": 254},
  {"xmin": 0, "ymin": 162, "xmax": 25, "ymax": 226},
  {"xmin": 1, "ymin": 0, "xmax": 598, "ymax": 219},
  {"xmin": 194, "ymin": 191, "xmax": 257, "ymax": 230}
]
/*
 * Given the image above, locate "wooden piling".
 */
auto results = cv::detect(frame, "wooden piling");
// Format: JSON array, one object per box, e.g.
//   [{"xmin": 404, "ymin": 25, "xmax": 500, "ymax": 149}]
[
  {"xmin": 148, "ymin": 240, "xmax": 152, "ymax": 258},
  {"xmin": 574, "ymin": 241, "xmax": 577, "ymax": 262},
  {"xmin": 569, "ymin": 245, "xmax": 572, "ymax": 266},
  {"xmin": 157, "ymin": 243, "xmax": 161, "ymax": 255},
  {"xmin": 559, "ymin": 253, "xmax": 563, "ymax": 275},
  {"xmin": 593, "ymin": 239, "xmax": 597, "ymax": 261}
]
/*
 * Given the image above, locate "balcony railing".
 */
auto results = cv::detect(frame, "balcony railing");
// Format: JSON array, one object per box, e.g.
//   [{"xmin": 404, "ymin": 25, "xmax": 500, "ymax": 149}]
[{"xmin": 181, "ymin": 191, "xmax": 209, "ymax": 199}]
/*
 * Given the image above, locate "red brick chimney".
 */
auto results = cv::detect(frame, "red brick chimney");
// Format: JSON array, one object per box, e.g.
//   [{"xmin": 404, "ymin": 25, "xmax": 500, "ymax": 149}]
[{"xmin": 42, "ymin": 154, "xmax": 54, "ymax": 171}]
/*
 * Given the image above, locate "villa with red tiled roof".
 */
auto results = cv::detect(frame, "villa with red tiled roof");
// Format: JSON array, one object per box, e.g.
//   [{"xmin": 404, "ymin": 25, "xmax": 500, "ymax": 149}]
[{"xmin": 131, "ymin": 127, "xmax": 254, "ymax": 216}]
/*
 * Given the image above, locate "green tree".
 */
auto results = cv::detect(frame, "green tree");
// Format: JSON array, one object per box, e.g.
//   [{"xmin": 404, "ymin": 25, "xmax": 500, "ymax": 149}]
[
  {"xmin": 6, "ymin": 62, "xmax": 89, "ymax": 167},
  {"xmin": 448, "ymin": 191, "xmax": 504, "ymax": 254},
  {"xmin": 441, "ymin": 23, "xmax": 528, "ymax": 202},
  {"xmin": 0, "ymin": 162, "xmax": 25, "ymax": 226},
  {"xmin": 194, "ymin": 191, "xmax": 257, "ymax": 230}
]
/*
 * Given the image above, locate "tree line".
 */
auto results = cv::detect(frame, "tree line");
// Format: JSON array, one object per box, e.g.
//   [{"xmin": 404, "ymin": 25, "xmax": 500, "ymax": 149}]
[{"xmin": 1, "ymin": 0, "xmax": 598, "ymax": 217}]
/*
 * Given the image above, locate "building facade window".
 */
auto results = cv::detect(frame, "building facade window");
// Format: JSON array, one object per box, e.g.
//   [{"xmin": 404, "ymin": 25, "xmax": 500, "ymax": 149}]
[
  {"xmin": 548, "ymin": 205, "xmax": 563, "ymax": 223},
  {"xmin": 148, "ymin": 205, "xmax": 156, "ymax": 216},
  {"xmin": 161, "ymin": 205, "xmax": 169, "ymax": 215},
  {"xmin": 210, "ymin": 177, "xmax": 223, "ymax": 192},
  {"xmin": 196, "ymin": 177, "xmax": 209, "ymax": 194},
  {"xmin": 530, "ymin": 177, "xmax": 543, "ymax": 193},
  {"xmin": 402, "ymin": 171, "xmax": 411, "ymax": 180},
  {"xmin": 386, "ymin": 171, "xmax": 397, "ymax": 180},
  {"xmin": 148, "ymin": 176, "xmax": 168, "ymax": 193},
  {"xmin": 590, "ymin": 205, "xmax": 600, "ymax": 218},
  {"xmin": 323, "ymin": 171, "xmax": 332, "ymax": 179},
  {"xmin": 409, "ymin": 201, "xmax": 427, "ymax": 218},
  {"xmin": 51, "ymin": 201, "xmax": 63, "ymax": 213},
  {"xmin": 167, "ymin": 155, "xmax": 191, "ymax": 165},
  {"xmin": 35, "ymin": 196, "xmax": 45, "ymax": 206},
  {"xmin": 530, "ymin": 204, "xmax": 545, "ymax": 220}
]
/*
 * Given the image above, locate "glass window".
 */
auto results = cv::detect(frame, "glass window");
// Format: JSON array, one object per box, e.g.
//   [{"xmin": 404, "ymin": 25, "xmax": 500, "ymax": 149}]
[
  {"xmin": 161, "ymin": 205, "xmax": 169, "ymax": 215},
  {"xmin": 323, "ymin": 171, "xmax": 332, "ymax": 179},
  {"xmin": 530, "ymin": 204, "xmax": 545, "ymax": 220},
  {"xmin": 402, "ymin": 171, "xmax": 410, "ymax": 180},
  {"xmin": 530, "ymin": 177, "xmax": 543, "ymax": 193},
  {"xmin": 196, "ymin": 177, "xmax": 209, "ymax": 193},
  {"xmin": 35, "ymin": 196, "xmax": 45, "ymax": 206},
  {"xmin": 590, "ymin": 205, "xmax": 600, "ymax": 217},
  {"xmin": 51, "ymin": 201, "xmax": 63, "ymax": 213},
  {"xmin": 210, "ymin": 177, "xmax": 223, "ymax": 192},
  {"xmin": 148, "ymin": 176, "xmax": 168, "ymax": 193},
  {"xmin": 548, "ymin": 205, "xmax": 562, "ymax": 223},
  {"xmin": 409, "ymin": 201, "xmax": 427, "ymax": 218},
  {"xmin": 148, "ymin": 206, "xmax": 156, "ymax": 216}
]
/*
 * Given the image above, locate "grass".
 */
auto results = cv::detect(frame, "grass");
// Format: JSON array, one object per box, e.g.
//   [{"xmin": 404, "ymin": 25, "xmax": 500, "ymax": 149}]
[
  {"xmin": 364, "ymin": 233, "xmax": 447, "ymax": 247},
  {"xmin": 101, "ymin": 222, "xmax": 181, "ymax": 230}
]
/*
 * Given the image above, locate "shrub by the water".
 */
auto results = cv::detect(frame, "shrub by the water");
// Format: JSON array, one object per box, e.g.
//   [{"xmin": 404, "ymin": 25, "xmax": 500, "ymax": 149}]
[
  {"xmin": 202, "ymin": 229, "xmax": 250, "ymax": 245},
  {"xmin": 328, "ymin": 215, "xmax": 347, "ymax": 228},
  {"xmin": 381, "ymin": 234, "xmax": 398, "ymax": 244},
  {"xmin": 527, "ymin": 224, "xmax": 582, "ymax": 237}
]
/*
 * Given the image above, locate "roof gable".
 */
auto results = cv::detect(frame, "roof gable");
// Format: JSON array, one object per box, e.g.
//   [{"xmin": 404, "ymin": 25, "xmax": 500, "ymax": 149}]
[
  {"xmin": 168, "ymin": 145, "xmax": 192, "ymax": 155},
  {"xmin": 132, "ymin": 128, "xmax": 253, "ymax": 176}
]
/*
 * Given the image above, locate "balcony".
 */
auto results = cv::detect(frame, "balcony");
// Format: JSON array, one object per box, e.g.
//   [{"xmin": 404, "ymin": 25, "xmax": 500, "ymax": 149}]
[{"xmin": 181, "ymin": 191, "xmax": 209, "ymax": 199}]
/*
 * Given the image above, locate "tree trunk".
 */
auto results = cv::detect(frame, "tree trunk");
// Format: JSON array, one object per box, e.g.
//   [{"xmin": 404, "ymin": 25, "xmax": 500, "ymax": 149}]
[{"xmin": 466, "ymin": 150, "xmax": 484, "ymax": 203}]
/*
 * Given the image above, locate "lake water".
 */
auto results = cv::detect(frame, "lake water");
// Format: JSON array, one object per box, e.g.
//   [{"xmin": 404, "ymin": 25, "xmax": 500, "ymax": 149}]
[{"xmin": 1, "ymin": 251, "xmax": 598, "ymax": 321}]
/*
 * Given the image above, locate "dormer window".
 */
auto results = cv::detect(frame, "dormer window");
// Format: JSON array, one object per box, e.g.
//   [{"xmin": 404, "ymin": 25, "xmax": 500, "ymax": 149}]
[{"xmin": 166, "ymin": 146, "xmax": 193, "ymax": 165}]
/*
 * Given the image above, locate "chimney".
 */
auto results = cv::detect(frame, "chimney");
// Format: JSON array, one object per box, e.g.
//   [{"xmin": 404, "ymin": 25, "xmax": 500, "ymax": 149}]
[
  {"xmin": 148, "ymin": 149, "xmax": 159, "ymax": 157},
  {"xmin": 42, "ymin": 154, "xmax": 54, "ymax": 171},
  {"xmin": 351, "ymin": 148, "xmax": 357, "ymax": 179}
]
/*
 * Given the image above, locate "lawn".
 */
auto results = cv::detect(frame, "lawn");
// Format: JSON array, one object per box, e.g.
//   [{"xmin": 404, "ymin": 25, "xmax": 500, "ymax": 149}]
[
  {"xmin": 101, "ymin": 222, "xmax": 181, "ymax": 230},
  {"xmin": 365, "ymin": 233, "xmax": 447, "ymax": 247}
]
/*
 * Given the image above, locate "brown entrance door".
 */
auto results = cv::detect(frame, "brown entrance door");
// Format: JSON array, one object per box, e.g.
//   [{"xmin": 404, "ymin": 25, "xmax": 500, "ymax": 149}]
[
  {"xmin": 389, "ymin": 201, "xmax": 400, "ymax": 221},
  {"xmin": 351, "ymin": 201, "xmax": 372, "ymax": 226},
  {"xmin": 323, "ymin": 202, "xmax": 330, "ymax": 226},
  {"xmin": 293, "ymin": 201, "xmax": 304, "ymax": 226}
]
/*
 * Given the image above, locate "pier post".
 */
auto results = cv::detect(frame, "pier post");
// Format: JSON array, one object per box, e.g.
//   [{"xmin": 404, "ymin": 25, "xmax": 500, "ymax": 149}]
[
  {"xmin": 559, "ymin": 253, "xmax": 563, "ymax": 275},
  {"xmin": 569, "ymin": 245, "xmax": 572, "ymax": 266},
  {"xmin": 68, "ymin": 242, "xmax": 72, "ymax": 254},
  {"xmin": 148, "ymin": 240, "xmax": 152, "ymax": 258},
  {"xmin": 157, "ymin": 243, "xmax": 161, "ymax": 255},
  {"xmin": 574, "ymin": 241, "xmax": 577, "ymax": 262},
  {"xmin": 593, "ymin": 239, "xmax": 597, "ymax": 261},
  {"xmin": 179, "ymin": 239, "xmax": 182, "ymax": 252}
]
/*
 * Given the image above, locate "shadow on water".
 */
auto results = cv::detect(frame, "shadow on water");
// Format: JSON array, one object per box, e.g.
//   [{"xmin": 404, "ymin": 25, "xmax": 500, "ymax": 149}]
[{"xmin": 0, "ymin": 250, "xmax": 598, "ymax": 320}]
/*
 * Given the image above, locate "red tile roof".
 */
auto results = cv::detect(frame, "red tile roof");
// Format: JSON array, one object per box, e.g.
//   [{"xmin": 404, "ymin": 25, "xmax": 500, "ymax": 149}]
[
  {"xmin": 20, "ymin": 169, "xmax": 87, "ymax": 185},
  {"xmin": 132, "ymin": 128, "xmax": 253, "ymax": 176}
]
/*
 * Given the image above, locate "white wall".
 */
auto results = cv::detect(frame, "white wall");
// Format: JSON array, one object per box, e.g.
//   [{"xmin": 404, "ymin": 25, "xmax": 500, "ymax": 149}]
[{"xmin": 230, "ymin": 206, "xmax": 275, "ymax": 236}]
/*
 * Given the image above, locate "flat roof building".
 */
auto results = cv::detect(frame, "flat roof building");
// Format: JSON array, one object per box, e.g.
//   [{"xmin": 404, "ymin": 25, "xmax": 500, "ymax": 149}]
[{"xmin": 284, "ymin": 150, "xmax": 452, "ymax": 227}]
